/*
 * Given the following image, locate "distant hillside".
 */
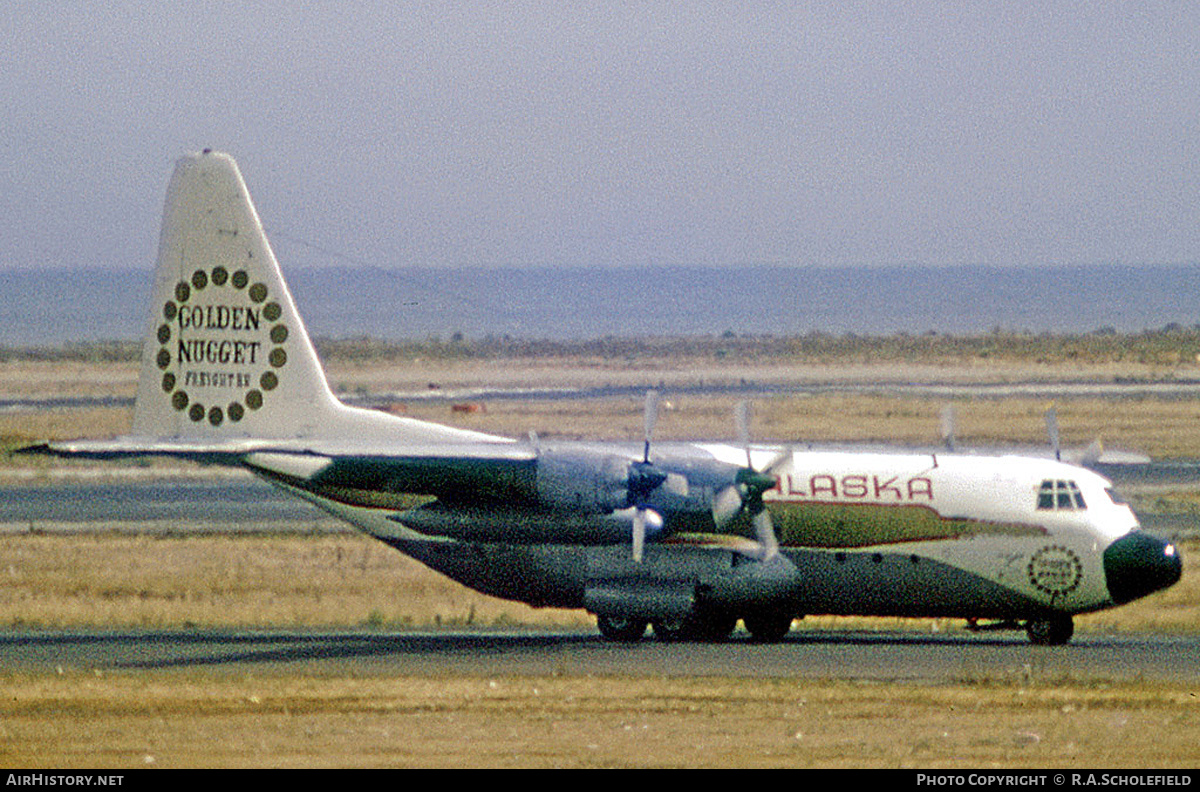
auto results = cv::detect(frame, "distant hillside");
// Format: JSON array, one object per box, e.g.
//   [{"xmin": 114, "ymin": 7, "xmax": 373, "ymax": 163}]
[
  {"xmin": 3, "ymin": 265, "xmax": 1200, "ymax": 345},
  {"xmin": 4, "ymin": 327, "xmax": 1200, "ymax": 368}
]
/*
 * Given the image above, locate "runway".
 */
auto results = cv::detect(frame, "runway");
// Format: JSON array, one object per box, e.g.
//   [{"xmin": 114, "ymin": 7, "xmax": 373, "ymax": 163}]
[
  {"xmin": 0, "ymin": 479, "xmax": 333, "ymax": 528},
  {"xmin": 5, "ymin": 628, "xmax": 1200, "ymax": 683}
]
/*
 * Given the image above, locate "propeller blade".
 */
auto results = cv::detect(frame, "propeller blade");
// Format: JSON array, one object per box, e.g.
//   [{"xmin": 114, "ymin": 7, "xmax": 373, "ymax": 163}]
[
  {"xmin": 1045, "ymin": 406, "xmax": 1061, "ymax": 460},
  {"xmin": 632, "ymin": 509, "xmax": 646, "ymax": 563},
  {"xmin": 940, "ymin": 405, "xmax": 956, "ymax": 452},
  {"xmin": 733, "ymin": 402, "xmax": 790, "ymax": 473},
  {"xmin": 752, "ymin": 509, "xmax": 779, "ymax": 560},
  {"xmin": 643, "ymin": 389, "xmax": 660, "ymax": 463},
  {"xmin": 630, "ymin": 507, "xmax": 663, "ymax": 563},
  {"xmin": 735, "ymin": 400, "xmax": 752, "ymax": 467},
  {"xmin": 663, "ymin": 472, "xmax": 689, "ymax": 497},
  {"xmin": 713, "ymin": 484, "xmax": 744, "ymax": 526},
  {"xmin": 762, "ymin": 446, "xmax": 793, "ymax": 476},
  {"xmin": 1080, "ymin": 438, "xmax": 1104, "ymax": 467}
]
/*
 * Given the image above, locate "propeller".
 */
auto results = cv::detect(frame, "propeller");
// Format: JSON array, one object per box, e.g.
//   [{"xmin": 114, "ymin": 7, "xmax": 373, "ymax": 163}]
[
  {"xmin": 530, "ymin": 390, "xmax": 686, "ymax": 563},
  {"xmin": 628, "ymin": 390, "xmax": 667, "ymax": 563},
  {"xmin": 713, "ymin": 401, "xmax": 790, "ymax": 560}
]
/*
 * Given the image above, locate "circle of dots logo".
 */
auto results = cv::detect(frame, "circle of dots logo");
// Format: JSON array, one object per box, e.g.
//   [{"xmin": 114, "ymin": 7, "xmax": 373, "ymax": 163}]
[
  {"xmin": 157, "ymin": 267, "xmax": 289, "ymax": 426},
  {"xmin": 1027, "ymin": 545, "xmax": 1083, "ymax": 597}
]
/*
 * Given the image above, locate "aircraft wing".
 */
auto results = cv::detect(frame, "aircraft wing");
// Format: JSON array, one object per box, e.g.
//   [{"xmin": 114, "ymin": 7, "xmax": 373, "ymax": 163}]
[
  {"xmin": 25, "ymin": 436, "xmax": 540, "ymax": 505},
  {"xmin": 27, "ymin": 436, "xmax": 533, "ymax": 461}
]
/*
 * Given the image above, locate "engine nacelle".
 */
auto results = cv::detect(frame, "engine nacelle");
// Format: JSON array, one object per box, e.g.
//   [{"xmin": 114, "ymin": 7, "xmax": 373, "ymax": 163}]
[
  {"xmin": 394, "ymin": 502, "xmax": 660, "ymax": 545},
  {"xmin": 534, "ymin": 448, "xmax": 633, "ymax": 513}
]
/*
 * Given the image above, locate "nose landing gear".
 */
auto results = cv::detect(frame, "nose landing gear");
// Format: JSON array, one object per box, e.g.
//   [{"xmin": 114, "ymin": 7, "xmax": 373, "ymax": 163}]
[
  {"xmin": 966, "ymin": 615, "xmax": 1075, "ymax": 645},
  {"xmin": 1024, "ymin": 615, "xmax": 1074, "ymax": 646}
]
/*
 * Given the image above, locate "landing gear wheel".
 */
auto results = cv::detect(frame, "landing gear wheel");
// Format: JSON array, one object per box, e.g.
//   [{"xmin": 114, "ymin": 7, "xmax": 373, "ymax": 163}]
[
  {"xmin": 651, "ymin": 619, "xmax": 688, "ymax": 642},
  {"xmin": 596, "ymin": 614, "xmax": 648, "ymax": 642},
  {"xmin": 653, "ymin": 613, "xmax": 737, "ymax": 642},
  {"xmin": 743, "ymin": 612, "xmax": 794, "ymax": 643},
  {"xmin": 695, "ymin": 614, "xmax": 738, "ymax": 642},
  {"xmin": 1025, "ymin": 615, "xmax": 1074, "ymax": 646}
]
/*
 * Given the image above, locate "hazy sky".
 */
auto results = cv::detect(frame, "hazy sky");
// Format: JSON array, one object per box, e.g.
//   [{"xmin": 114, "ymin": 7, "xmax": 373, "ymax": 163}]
[{"xmin": 4, "ymin": 3, "xmax": 1199, "ymax": 271}]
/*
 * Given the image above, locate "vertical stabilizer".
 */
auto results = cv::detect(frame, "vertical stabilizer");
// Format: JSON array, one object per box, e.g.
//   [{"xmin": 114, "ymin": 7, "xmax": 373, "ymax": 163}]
[
  {"xmin": 127, "ymin": 150, "xmax": 503, "ymax": 447},
  {"xmin": 132, "ymin": 151, "xmax": 339, "ymax": 439}
]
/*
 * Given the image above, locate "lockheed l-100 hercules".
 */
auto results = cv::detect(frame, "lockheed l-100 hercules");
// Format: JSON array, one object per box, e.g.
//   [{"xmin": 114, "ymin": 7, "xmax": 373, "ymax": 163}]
[{"xmin": 29, "ymin": 151, "xmax": 1182, "ymax": 645}]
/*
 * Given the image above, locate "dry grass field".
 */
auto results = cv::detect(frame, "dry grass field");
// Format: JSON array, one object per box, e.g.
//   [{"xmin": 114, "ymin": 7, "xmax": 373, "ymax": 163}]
[
  {"xmin": 4, "ymin": 350, "xmax": 1200, "ymax": 768},
  {"xmin": 0, "ymin": 533, "xmax": 589, "ymax": 631},
  {"xmin": 2, "ymin": 527, "xmax": 1197, "ymax": 768},
  {"xmin": 7, "ymin": 350, "xmax": 1200, "ymax": 455},
  {"xmin": 4, "ymin": 672, "xmax": 1199, "ymax": 768}
]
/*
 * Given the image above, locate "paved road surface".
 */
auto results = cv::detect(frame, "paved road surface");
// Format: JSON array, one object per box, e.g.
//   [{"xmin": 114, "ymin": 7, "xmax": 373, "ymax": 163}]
[{"xmin": 3, "ymin": 629, "xmax": 1199, "ymax": 683}]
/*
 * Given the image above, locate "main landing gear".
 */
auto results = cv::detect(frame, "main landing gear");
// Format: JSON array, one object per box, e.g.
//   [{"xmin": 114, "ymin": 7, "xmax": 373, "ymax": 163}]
[
  {"xmin": 598, "ymin": 613, "xmax": 1077, "ymax": 645},
  {"xmin": 595, "ymin": 614, "xmax": 648, "ymax": 642},
  {"xmin": 595, "ymin": 611, "xmax": 798, "ymax": 643},
  {"xmin": 742, "ymin": 611, "xmax": 795, "ymax": 643},
  {"xmin": 650, "ymin": 613, "xmax": 738, "ymax": 643}
]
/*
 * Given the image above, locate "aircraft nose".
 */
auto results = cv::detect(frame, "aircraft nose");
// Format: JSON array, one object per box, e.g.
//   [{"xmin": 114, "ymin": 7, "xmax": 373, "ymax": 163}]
[{"xmin": 1103, "ymin": 531, "xmax": 1183, "ymax": 605}]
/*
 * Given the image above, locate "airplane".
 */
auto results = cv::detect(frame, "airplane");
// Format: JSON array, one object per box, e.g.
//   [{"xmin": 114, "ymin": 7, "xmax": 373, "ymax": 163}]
[{"xmin": 26, "ymin": 150, "xmax": 1182, "ymax": 646}]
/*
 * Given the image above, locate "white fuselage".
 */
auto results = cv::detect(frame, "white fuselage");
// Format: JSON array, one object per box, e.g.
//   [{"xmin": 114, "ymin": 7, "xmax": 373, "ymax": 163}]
[{"xmin": 260, "ymin": 444, "xmax": 1155, "ymax": 619}]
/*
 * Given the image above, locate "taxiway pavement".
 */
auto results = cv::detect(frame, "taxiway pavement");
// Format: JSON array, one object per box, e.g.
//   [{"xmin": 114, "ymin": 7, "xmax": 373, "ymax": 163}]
[{"xmin": 3, "ymin": 629, "xmax": 1199, "ymax": 683}]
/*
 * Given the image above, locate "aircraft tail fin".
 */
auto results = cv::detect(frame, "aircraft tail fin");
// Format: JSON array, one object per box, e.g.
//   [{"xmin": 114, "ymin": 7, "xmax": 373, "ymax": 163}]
[
  {"xmin": 132, "ymin": 151, "xmax": 340, "ymax": 440},
  {"xmin": 116, "ymin": 150, "xmax": 498, "ymax": 449}
]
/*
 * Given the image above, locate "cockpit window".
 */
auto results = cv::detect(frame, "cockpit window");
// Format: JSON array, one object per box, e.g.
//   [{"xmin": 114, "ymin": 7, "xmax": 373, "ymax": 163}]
[{"xmin": 1037, "ymin": 479, "xmax": 1086, "ymax": 511}]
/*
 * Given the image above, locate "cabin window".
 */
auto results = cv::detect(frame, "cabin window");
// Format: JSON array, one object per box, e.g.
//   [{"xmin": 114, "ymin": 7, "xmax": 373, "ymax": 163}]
[{"xmin": 1037, "ymin": 480, "xmax": 1087, "ymax": 510}]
